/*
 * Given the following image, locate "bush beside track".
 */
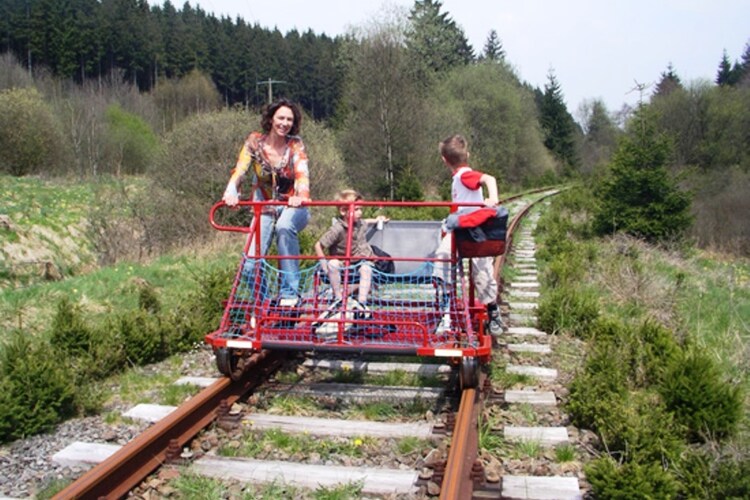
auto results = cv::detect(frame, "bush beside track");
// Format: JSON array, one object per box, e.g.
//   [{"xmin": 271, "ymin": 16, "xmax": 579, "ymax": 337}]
[
  {"xmin": 534, "ymin": 188, "xmax": 749, "ymax": 498},
  {"xmin": 0, "ymin": 264, "xmax": 232, "ymax": 443}
]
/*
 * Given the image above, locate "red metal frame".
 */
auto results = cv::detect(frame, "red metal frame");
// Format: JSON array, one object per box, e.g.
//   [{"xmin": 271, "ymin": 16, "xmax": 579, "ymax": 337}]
[{"xmin": 205, "ymin": 199, "xmax": 495, "ymax": 363}]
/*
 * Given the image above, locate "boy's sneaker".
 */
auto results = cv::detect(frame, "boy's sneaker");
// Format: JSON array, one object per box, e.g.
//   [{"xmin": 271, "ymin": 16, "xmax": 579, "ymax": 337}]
[
  {"xmin": 487, "ymin": 308, "xmax": 505, "ymax": 335},
  {"xmin": 353, "ymin": 309, "xmax": 371, "ymax": 321},
  {"xmin": 350, "ymin": 298, "xmax": 371, "ymax": 321}
]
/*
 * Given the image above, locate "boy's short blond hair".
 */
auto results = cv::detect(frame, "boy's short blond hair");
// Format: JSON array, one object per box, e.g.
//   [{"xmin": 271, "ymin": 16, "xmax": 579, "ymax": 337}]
[{"xmin": 337, "ymin": 189, "xmax": 363, "ymax": 202}]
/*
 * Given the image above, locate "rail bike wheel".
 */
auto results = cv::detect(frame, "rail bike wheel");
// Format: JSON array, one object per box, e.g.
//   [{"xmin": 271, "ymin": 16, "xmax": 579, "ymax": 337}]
[
  {"xmin": 459, "ymin": 356, "xmax": 479, "ymax": 390},
  {"xmin": 215, "ymin": 347, "xmax": 242, "ymax": 381}
]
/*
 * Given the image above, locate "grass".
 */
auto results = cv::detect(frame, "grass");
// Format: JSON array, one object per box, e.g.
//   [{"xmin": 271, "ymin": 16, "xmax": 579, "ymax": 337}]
[
  {"xmin": 170, "ymin": 471, "xmax": 364, "ymax": 500},
  {"xmin": 364, "ymin": 370, "xmax": 443, "ymax": 387},
  {"xmin": 171, "ymin": 472, "xmax": 231, "ymax": 499},
  {"xmin": 219, "ymin": 427, "xmax": 376, "ymax": 460},
  {"xmin": 592, "ymin": 237, "xmax": 750, "ymax": 392},
  {"xmin": 266, "ymin": 395, "xmax": 321, "ymax": 415},
  {"xmin": 554, "ymin": 443, "xmax": 577, "ymax": 463},
  {"xmin": 0, "ymin": 249, "xmax": 235, "ymax": 337},
  {"xmin": 512, "ymin": 439, "xmax": 543, "ymax": 459},
  {"xmin": 675, "ymin": 257, "xmax": 750, "ymax": 382},
  {"xmin": 91, "ymin": 352, "xmax": 203, "ymax": 408},
  {"xmin": 0, "ymin": 175, "xmax": 149, "ymax": 289},
  {"xmin": 274, "ymin": 370, "xmax": 304, "ymax": 384},
  {"xmin": 347, "ymin": 401, "xmax": 396, "ymax": 420},
  {"xmin": 396, "ymin": 436, "xmax": 426, "ymax": 455},
  {"xmin": 478, "ymin": 415, "xmax": 504, "ymax": 454}
]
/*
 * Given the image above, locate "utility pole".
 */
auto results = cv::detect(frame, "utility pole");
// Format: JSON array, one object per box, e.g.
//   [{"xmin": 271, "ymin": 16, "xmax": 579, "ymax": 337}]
[{"xmin": 256, "ymin": 78, "xmax": 287, "ymax": 104}]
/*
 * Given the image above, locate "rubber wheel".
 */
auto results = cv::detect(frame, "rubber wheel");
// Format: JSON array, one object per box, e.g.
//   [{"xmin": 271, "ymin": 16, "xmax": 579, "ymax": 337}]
[
  {"xmin": 459, "ymin": 357, "xmax": 479, "ymax": 390},
  {"xmin": 215, "ymin": 347, "xmax": 240, "ymax": 379}
]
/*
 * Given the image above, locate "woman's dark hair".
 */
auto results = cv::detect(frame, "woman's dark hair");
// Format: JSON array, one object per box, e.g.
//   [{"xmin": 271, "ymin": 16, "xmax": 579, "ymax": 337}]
[{"xmin": 260, "ymin": 98, "xmax": 302, "ymax": 136}]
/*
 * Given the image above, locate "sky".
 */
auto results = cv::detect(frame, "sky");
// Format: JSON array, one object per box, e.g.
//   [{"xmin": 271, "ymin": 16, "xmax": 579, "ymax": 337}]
[{"xmin": 195, "ymin": 0, "xmax": 749, "ymax": 118}]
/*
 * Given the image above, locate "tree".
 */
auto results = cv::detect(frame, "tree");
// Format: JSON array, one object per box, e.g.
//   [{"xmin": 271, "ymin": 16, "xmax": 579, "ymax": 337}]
[
  {"xmin": 0, "ymin": 87, "xmax": 71, "ymax": 176},
  {"xmin": 716, "ymin": 50, "xmax": 733, "ymax": 86},
  {"xmin": 653, "ymin": 63, "xmax": 683, "ymax": 98},
  {"xmin": 480, "ymin": 29, "xmax": 504, "ymax": 62},
  {"xmin": 715, "ymin": 49, "xmax": 743, "ymax": 87},
  {"xmin": 428, "ymin": 63, "xmax": 556, "ymax": 186},
  {"xmin": 738, "ymin": 40, "xmax": 750, "ymax": 87},
  {"xmin": 405, "ymin": 0, "xmax": 473, "ymax": 84},
  {"xmin": 577, "ymin": 98, "xmax": 619, "ymax": 174},
  {"xmin": 593, "ymin": 107, "xmax": 692, "ymax": 242},
  {"xmin": 338, "ymin": 14, "xmax": 425, "ymax": 199},
  {"xmin": 539, "ymin": 70, "xmax": 579, "ymax": 170}
]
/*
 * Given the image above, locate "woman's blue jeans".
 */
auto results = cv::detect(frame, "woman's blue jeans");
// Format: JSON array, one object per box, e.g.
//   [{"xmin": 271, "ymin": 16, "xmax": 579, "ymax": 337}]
[{"xmin": 248, "ymin": 206, "xmax": 310, "ymax": 299}]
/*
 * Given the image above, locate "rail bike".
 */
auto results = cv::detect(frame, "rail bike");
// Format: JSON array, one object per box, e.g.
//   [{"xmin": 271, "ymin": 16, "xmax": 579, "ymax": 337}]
[{"xmin": 205, "ymin": 199, "xmax": 507, "ymax": 389}]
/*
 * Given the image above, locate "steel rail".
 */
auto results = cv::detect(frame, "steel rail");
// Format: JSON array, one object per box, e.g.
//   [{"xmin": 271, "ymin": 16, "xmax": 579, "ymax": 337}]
[
  {"xmin": 52, "ymin": 350, "xmax": 284, "ymax": 500},
  {"xmin": 440, "ymin": 188, "xmax": 562, "ymax": 499},
  {"xmin": 439, "ymin": 386, "xmax": 482, "ymax": 500}
]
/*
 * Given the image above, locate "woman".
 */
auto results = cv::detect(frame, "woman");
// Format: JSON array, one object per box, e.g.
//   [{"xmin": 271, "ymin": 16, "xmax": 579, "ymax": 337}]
[{"xmin": 223, "ymin": 98, "xmax": 311, "ymax": 301}]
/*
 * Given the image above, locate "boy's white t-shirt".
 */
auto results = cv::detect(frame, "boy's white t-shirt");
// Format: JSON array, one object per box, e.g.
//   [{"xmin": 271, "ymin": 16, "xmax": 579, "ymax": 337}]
[{"xmin": 451, "ymin": 165, "xmax": 483, "ymax": 213}]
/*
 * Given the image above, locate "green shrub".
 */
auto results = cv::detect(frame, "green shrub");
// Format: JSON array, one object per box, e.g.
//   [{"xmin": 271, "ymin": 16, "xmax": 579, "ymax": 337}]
[
  {"xmin": 598, "ymin": 390, "xmax": 685, "ymax": 464},
  {"xmin": 675, "ymin": 449, "xmax": 750, "ymax": 499},
  {"xmin": 0, "ymin": 87, "xmax": 70, "ymax": 176},
  {"xmin": 0, "ymin": 332, "xmax": 77, "ymax": 441},
  {"xmin": 105, "ymin": 104, "xmax": 159, "ymax": 174},
  {"xmin": 542, "ymin": 252, "xmax": 587, "ymax": 288},
  {"xmin": 566, "ymin": 345, "xmax": 629, "ymax": 431},
  {"xmin": 75, "ymin": 328, "xmax": 127, "ymax": 382},
  {"xmin": 711, "ymin": 456, "xmax": 750, "ymax": 499},
  {"xmin": 178, "ymin": 265, "xmax": 235, "ymax": 337},
  {"xmin": 116, "ymin": 310, "xmax": 169, "ymax": 366},
  {"xmin": 535, "ymin": 213, "xmax": 578, "ymax": 262},
  {"xmin": 658, "ymin": 349, "xmax": 743, "ymax": 442},
  {"xmin": 138, "ymin": 282, "xmax": 161, "ymax": 313},
  {"xmin": 537, "ymin": 284, "xmax": 600, "ymax": 338},
  {"xmin": 586, "ymin": 456, "xmax": 679, "ymax": 499},
  {"xmin": 629, "ymin": 320, "xmax": 681, "ymax": 387},
  {"xmin": 50, "ymin": 296, "xmax": 94, "ymax": 355}
]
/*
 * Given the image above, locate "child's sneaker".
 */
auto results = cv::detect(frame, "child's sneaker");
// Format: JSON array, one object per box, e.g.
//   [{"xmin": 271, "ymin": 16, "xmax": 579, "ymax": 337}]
[
  {"xmin": 487, "ymin": 307, "xmax": 505, "ymax": 335},
  {"xmin": 312, "ymin": 297, "xmax": 343, "ymax": 340}
]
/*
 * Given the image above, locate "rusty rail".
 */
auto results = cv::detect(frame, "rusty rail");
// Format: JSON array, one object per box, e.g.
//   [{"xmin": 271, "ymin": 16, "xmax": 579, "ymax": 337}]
[
  {"xmin": 53, "ymin": 351, "xmax": 284, "ymax": 500},
  {"xmin": 439, "ymin": 188, "xmax": 562, "ymax": 499}
]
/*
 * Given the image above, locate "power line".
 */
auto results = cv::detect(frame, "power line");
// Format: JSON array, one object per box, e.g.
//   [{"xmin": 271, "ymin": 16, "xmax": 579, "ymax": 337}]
[{"xmin": 256, "ymin": 78, "xmax": 287, "ymax": 104}]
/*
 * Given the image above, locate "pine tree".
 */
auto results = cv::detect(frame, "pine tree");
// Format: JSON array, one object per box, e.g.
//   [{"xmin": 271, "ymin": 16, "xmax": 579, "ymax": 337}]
[
  {"xmin": 738, "ymin": 40, "xmax": 750, "ymax": 87},
  {"xmin": 593, "ymin": 107, "xmax": 692, "ymax": 242},
  {"xmin": 539, "ymin": 70, "xmax": 578, "ymax": 169},
  {"xmin": 716, "ymin": 51, "xmax": 732, "ymax": 86},
  {"xmin": 480, "ymin": 29, "xmax": 504, "ymax": 62},
  {"xmin": 406, "ymin": 0, "xmax": 474, "ymax": 83},
  {"xmin": 653, "ymin": 62, "xmax": 683, "ymax": 98}
]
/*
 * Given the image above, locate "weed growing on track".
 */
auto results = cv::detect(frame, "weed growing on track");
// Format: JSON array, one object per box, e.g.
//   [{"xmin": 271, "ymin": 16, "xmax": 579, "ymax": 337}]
[
  {"xmin": 554, "ymin": 443, "xmax": 577, "ymax": 463},
  {"xmin": 478, "ymin": 415, "xmax": 503, "ymax": 455},
  {"xmin": 265, "ymin": 395, "xmax": 320, "ymax": 415},
  {"xmin": 512, "ymin": 439, "xmax": 543, "ymax": 459},
  {"xmin": 350, "ymin": 402, "xmax": 396, "ymax": 420}
]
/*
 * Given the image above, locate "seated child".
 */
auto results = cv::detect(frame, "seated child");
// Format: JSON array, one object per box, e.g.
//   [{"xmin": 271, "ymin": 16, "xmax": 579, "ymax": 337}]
[{"xmin": 314, "ymin": 189, "xmax": 387, "ymax": 318}]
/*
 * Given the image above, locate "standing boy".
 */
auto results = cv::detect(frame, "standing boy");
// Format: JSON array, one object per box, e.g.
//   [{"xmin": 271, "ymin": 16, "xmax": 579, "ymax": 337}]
[{"xmin": 433, "ymin": 134, "xmax": 504, "ymax": 334}]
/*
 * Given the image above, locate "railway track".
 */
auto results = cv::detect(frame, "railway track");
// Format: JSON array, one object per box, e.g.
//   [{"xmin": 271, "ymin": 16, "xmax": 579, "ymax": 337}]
[{"xmin": 48, "ymin": 188, "xmax": 572, "ymax": 499}]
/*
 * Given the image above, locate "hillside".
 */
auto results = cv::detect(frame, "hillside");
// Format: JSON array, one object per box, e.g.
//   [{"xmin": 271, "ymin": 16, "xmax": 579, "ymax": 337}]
[{"xmin": 1, "ymin": 176, "xmax": 103, "ymax": 288}]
